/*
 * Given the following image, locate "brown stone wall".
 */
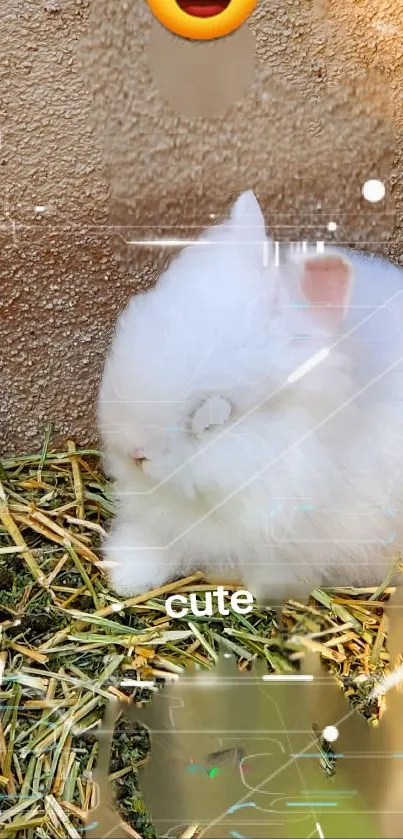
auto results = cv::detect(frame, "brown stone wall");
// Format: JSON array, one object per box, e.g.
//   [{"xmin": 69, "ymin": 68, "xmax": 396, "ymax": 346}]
[{"xmin": 1, "ymin": 0, "xmax": 402, "ymax": 455}]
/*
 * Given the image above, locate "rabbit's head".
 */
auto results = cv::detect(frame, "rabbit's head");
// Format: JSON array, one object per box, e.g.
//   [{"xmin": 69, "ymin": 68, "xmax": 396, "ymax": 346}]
[{"xmin": 98, "ymin": 191, "xmax": 355, "ymax": 503}]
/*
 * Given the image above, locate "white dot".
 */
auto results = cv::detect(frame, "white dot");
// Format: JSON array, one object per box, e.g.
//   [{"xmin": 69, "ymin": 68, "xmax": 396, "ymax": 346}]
[
  {"xmin": 322, "ymin": 725, "xmax": 339, "ymax": 743},
  {"xmin": 327, "ymin": 221, "xmax": 337, "ymax": 232},
  {"xmin": 111, "ymin": 602, "xmax": 123, "ymax": 612},
  {"xmin": 362, "ymin": 179, "xmax": 385, "ymax": 203},
  {"xmin": 209, "ymin": 213, "xmax": 216, "ymax": 219},
  {"xmin": 223, "ymin": 653, "xmax": 232, "ymax": 658}
]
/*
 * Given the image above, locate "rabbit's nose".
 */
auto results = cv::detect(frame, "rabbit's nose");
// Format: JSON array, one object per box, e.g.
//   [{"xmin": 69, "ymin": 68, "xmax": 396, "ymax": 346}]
[
  {"xmin": 132, "ymin": 451, "xmax": 149, "ymax": 469},
  {"xmin": 189, "ymin": 395, "xmax": 234, "ymax": 438}
]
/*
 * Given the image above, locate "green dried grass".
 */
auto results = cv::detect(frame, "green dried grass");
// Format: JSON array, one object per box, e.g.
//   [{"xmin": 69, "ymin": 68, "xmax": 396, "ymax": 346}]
[{"xmin": 0, "ymin": 433, "xmax": 398, "ymax": 837}]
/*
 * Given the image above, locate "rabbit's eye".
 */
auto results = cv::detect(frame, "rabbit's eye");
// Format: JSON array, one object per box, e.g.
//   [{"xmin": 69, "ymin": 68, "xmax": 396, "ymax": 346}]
[{"xmin": 189, "ymin": 395, "xmax": 234, "ymax": 437}]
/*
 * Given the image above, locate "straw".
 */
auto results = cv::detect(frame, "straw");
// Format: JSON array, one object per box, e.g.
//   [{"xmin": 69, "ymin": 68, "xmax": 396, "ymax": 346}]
[{"xmin": 0, "ymin": 435, "xmax": 399, "ymax": 837}]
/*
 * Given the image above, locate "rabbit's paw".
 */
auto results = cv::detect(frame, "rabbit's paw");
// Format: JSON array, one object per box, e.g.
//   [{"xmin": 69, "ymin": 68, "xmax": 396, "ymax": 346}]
[{"xmin": 102, "ymin": 523, "xmax": 171, "ymax": 597}]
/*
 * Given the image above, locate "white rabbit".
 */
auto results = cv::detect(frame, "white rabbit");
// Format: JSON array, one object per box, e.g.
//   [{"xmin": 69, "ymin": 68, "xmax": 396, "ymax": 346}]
[{"xmin": 98, "ymin": 190, "xmax": 403, "ymax": 604}]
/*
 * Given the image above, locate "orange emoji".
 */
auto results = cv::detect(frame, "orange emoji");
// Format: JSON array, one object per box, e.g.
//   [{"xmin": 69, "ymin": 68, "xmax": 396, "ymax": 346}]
[{"xmin": 146, "ymin": 0, "xmax": 257, "ymax": 41}]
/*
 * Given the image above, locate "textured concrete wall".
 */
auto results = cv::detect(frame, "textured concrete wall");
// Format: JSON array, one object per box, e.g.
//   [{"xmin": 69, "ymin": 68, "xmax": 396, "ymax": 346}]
[{"xmin": 1, "ymin": 0, "xmax": 402, "ymax": 455}]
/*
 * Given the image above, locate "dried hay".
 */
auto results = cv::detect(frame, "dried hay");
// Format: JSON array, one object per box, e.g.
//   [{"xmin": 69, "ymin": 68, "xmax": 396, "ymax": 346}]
[{"xmin": 0, "ymin": 434, "xmax": 398, "ymax": 837}]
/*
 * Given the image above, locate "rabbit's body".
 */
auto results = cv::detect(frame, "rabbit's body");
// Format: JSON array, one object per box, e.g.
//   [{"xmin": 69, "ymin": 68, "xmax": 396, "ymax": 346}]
[{"xmin": 98, "ymin": 192, "xmax": 403, "ymax": 601}]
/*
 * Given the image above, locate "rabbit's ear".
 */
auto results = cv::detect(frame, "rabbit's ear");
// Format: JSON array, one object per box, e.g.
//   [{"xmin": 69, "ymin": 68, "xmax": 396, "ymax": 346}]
[
  {"xmin": 227, "ymin": 191, "xmax": 269, "ymax": 261},
  {"xmin": 299, "ymin": 253, "xmax": 354, "ymax": 325},
  {"xmin": 230, "ymin": 190, "xmax": 266, "ymax": 233}
]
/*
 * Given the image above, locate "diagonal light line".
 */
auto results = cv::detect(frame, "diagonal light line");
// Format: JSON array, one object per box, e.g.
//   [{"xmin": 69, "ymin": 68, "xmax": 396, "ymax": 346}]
[{"xmin": 117, "ymin": 286, "xmax": 403, "ymax": 501}]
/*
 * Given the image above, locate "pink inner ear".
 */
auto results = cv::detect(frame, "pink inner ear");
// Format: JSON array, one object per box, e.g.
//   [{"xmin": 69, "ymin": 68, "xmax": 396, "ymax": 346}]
[{"xmin": 301, "ymin": 255, "xmax": 352, "ymax": 313}]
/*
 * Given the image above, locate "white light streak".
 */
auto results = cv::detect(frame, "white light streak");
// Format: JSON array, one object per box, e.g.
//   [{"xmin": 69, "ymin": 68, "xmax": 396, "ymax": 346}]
[{"xmin": 287, "ymin": 347, "xmax": 330, "ymax": 384}]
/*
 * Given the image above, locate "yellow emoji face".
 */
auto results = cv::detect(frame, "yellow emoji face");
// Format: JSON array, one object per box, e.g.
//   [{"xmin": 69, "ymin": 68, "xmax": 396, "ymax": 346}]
[{"xmin": 146, "ymin": 0, "xmax": 257, "ymax": 41}]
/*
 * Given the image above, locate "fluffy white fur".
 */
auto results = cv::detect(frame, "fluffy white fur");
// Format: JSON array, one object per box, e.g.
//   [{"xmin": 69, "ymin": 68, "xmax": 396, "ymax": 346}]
[{"xmin": 98, "ymin": 191, "xmax": 403, "ymax": 603}]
